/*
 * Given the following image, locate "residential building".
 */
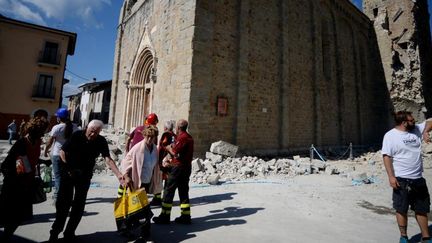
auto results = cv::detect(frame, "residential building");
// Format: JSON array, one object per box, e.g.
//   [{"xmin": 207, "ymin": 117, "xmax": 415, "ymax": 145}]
[
  {"xmin": 77, "ymin": 80, "xmax": 112, "ymax": 127},
  {"xmin": 0, "ymin": 15, "xmax": 76, "ymax": 138},
  {"xmin": 66, "ymin": 92, "xmax": 82, "ymax": 126}
]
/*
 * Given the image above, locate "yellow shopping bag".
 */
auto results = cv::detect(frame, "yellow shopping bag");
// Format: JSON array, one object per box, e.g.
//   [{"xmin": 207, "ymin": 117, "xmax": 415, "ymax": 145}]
[{"xmin": 114, "ymin": 187, "xmax": 149, "ymax": 231}]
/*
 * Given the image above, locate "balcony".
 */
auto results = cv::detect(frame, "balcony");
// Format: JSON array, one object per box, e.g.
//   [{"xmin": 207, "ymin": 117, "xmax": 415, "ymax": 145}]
[
  {"xmin": 32, "ymin": 85, "xmax": 56, "ymax": 100},
  {"xmin": 37, "ymin": 51, "xmax": 61, "ymax": 68}
]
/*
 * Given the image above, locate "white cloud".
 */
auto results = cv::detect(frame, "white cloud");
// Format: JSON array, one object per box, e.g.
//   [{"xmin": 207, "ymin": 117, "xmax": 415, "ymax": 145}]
[
  {"xmin": 0, "ymin": 0, "xmax": 47, "ymax": 25},
  {"xmin": 0, "ymin": 0, "xmax": 111, "ymax": 28}
]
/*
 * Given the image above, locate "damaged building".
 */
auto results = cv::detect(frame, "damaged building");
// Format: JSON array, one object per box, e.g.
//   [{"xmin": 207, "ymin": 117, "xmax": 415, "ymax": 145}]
[
  {"xmin": 363, "ymin": 0, "xmax": 432, "ymax": 119},
  {"xmin": 109, "ymin": 0, "xmax": 431, "ymax": 156}
]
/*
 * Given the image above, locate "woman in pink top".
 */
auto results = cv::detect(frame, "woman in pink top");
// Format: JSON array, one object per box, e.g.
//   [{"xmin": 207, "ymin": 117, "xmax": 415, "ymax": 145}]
[{"xmin": 118, "ymin": 125, "xmax": 162, "ymax": 240}]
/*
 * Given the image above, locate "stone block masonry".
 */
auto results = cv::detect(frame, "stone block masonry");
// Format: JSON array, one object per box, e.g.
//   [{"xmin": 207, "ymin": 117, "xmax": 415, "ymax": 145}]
[{"xmin": 112, "ymin": 0, "xmax": 432, "ymax": 156}]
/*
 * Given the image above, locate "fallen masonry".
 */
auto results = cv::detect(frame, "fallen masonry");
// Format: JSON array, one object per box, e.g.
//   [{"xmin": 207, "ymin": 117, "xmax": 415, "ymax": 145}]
[{"xmin": 33, "ymin": 130, "xmax": 432, "ymax": 186}]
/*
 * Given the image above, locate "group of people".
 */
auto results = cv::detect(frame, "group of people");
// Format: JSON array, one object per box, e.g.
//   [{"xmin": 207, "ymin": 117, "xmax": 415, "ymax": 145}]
[
  {"xmin": 120, "ymin": 113, "xmax": 194, "ymax": 239},
  {"xmin": 0, "ymin": 109, "xmax": 194, "ymax": 242},
  {"xmin": 4, "ymin": 107, "xmax": 432, "ymax": 242}
]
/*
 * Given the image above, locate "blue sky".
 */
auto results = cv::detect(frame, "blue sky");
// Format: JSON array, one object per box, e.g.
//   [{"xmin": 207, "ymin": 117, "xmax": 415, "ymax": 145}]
[{"xmin": 0, "ymin": 0, "xmax": 430, "ymax": 103}]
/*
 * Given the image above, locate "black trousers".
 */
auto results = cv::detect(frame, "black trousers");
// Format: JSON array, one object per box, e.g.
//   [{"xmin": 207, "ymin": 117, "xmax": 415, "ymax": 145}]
[
  {"xmin": 50, "ymin": 169, "xmax": 91, "ymax": 236},
  {"xmin": 163, "ymin": 165, "xmax": 191, "ymax": 205}
]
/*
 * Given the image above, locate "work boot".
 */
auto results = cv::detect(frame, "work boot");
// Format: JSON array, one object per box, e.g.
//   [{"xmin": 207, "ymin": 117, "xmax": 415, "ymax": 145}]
[
  {"xmin": 63, "ymin": 232, "xmax": 77, "ymax": 243},
  {"xmin": 174, "ymin": 215, "xmax": 191, "ymax": 225},
  {"xmin": 48, "ymin": 231, "xmax": 59, "ymax": 243},
  {"xmin": 48, "ymin": 235, "xmax": 58, "ymax": 243},
  {"xmin": 152, "ymin": 214, "xmax": 170, "ymax": 224},
  {"xmin": 140, "ymin": 220, "xmax": 151, "ymax": 240},
  {"xmin": 149, "ymin": 197, "xmax": 162, "ymax": 207}
]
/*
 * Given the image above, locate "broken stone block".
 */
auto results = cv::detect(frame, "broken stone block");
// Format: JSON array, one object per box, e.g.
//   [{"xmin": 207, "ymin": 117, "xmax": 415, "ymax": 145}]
[
  {"xmin": 423, "ymin": 143, "xmax": 432, "ymax": 154},
  {"xmin": 202, "ymin": 160, "xmax": 216, "ymax": 174},
  {"xmin": 210, "ymin": 141, "xmax": 238, "ymax": 157},
  {"xmin": 325, "ymin": 166, "xmax": 338, "ymax": 175},
  {"xmin": 296, "ymin": 162, "xmax": 311, "ymax": 175},
  {"xmin": 311, "ymin": 159, "xmax": 326, "ymax": 170},
  {"xmin": 267, "ymin": 159, "xmax": 276, "ymax": 166},
  {"xmin": 206, "ymin": 174, "xmax": 220, "ymax": 185},
  {"xmin": 240, "ymin": 166, "xmax": 253, "ymax": 175},
  {"xmin": 192, "ymin": 158, "xmax": 204, "ymax": 173},
  {"xmin": 205, "ymin": 152, "xmax": 223, "ymax": 163}
]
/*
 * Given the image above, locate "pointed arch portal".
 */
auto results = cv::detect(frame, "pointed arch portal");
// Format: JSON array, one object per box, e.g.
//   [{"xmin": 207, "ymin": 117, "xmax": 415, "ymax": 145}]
[{"xmin": 124, "ymin": 48, "xmax": 155, "ymax": 130}]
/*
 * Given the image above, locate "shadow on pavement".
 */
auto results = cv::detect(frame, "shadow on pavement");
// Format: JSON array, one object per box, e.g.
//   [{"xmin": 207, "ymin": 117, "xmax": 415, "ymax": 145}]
[
  {"xmin": 150, "ymin": 206, "xmax": 264, "ymax": 243},
  {"xmin": 190, "ymin": 192, "xmax": 237, "ymax": 206},
  {"xmin": 0, "ymin": 230, "xmax": 38, "ymax": 243},
  {"xmin": 62, "ymin": 231, "xmax": 126, "ymax": 242},
  {"xmin": 20, "ymin": 211, "xmax": 98, "ymax": 226},
  {"xmin": 410, "ymin": 225, "xmax": 432, "ymax": 243},
  {"xmin": 86, "ymin": 197, "xmax": 117, "ymax": 205}
]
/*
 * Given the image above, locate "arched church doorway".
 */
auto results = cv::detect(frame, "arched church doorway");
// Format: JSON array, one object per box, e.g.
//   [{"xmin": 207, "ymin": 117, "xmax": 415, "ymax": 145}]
[{"xmin": 125, "ymin": 48, "xmax": 155, "ymax": 130}]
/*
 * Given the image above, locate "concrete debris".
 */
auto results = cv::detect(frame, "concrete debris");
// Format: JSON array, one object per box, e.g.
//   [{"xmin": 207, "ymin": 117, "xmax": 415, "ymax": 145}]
[
  {"xmin": 205, "ymin": 152, "xmax": 223, "ymax": 163},
  {"xmin": 206, "ymin": 174, "xmax": 220, "ymax": 185},
  {"xmin": 423, "ymin": 143, "xmax": 432, "ymax": 154},
  {"xmin": 44, "ymin": 128, "xmax": 397, "ymax": 186},
  {"xmin": 210, "ymin": 141, "xmax": 238, "ymax": 157},
  {"xmin": 192, "ymin": 158, "xmax": 204, "ymax": 173}
]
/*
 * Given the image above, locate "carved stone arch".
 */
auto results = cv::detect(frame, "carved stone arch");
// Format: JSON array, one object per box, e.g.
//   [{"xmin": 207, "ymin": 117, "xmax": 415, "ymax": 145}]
[{"xmin": 123, "ymin": 27, "xmax": 157, "ymax": 130}]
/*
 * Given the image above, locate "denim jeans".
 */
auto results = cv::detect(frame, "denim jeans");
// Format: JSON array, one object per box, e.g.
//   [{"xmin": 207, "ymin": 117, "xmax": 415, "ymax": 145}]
[
  {"xmin": 8, "ymin": 132, "xmax": 15, "ymax": 144},
  {"xmin": 51, "ymin": 155, "xmax": 63, "ymax": 199}
]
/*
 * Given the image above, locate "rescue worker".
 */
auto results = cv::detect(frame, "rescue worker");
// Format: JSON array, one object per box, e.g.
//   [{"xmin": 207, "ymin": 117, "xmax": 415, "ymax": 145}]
[
  {"xmin": 150, "ymin": 120, "xmax": 176, "ymax": 206},
  {"xmin": 153, "ymin": 119, "xmax": 194, "ymax": 224}
]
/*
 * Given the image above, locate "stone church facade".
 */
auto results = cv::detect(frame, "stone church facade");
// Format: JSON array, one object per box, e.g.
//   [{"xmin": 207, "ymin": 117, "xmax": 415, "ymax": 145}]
[{"xmin": 110, "ymin": 0, "xmax": 430, "ymax": 156}]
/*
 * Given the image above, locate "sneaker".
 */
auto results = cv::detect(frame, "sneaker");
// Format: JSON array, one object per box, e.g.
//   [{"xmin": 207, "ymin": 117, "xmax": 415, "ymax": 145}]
[
  {"xmin": 399, "ymin": 236, "xmax": 409, "ymax": 243},
  {"xmin": 174, "ymin": 215, "xmax": 191, "ymax": 225},
  {"xmin": 152, "ymin": 215, "xmax": 170, "ymax": 224}
]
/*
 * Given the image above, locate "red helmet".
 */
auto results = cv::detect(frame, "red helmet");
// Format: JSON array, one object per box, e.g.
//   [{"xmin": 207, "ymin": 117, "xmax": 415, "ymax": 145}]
[{"xmin": 145, "ymin": 113, "xmax": 159, "ymax": 125}]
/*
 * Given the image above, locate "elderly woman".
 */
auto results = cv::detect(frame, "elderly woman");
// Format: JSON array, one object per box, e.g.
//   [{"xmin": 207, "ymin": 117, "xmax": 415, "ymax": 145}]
[
  {"xmin": 0, "ymin": 117, "xmax": 49, "ymax": 242},
  {"xmin": 119, "ymin": 125, "xmax": 162, "ymax": 240}
]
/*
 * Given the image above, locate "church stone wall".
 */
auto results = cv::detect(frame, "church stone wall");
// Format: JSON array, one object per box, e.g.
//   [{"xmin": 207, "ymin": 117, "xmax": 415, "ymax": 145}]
[
  {"xmin": 112, "ymin": 0, "xmax": 393, "ymax": 156},
  {"xmin": 189, "ymin": 0, "xmax": 391, "ymax": 155},
  {"xmin": 110, "ymin": 0, "xmax": 196, "ymax": 131}
]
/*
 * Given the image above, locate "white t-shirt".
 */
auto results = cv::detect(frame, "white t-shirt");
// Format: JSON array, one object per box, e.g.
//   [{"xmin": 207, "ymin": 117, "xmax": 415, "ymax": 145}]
[
  {"xmin": 140, "ymin": 144, "xmax": 158, "ymax": 184},
  {"xmin": 381, "ymin": 122, "xmax": 426, "ymax": 179},
  {"xmin": 49, "ymin": 123, "xmax": 79, "ymax": 156}
]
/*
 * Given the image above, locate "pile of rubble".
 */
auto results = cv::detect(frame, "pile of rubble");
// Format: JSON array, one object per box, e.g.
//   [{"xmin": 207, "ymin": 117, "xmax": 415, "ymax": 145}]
[
  {"xmin": 189, "ymin": 141, "xmax": 387, "ymax": 185},
  {"xmin": 86, "ymin": 129, "xmax": 432, "ymax": 185}
]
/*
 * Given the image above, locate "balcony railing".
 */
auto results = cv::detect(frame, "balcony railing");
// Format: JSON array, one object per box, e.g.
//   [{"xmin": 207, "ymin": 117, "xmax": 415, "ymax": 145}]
[
  {"xmin": 38, "ymin": 51, "xmax": 61, "ymax": 66},
  {"xmin": 32, "ymin": 85, "xmax": 56, "ymax": 99}
]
